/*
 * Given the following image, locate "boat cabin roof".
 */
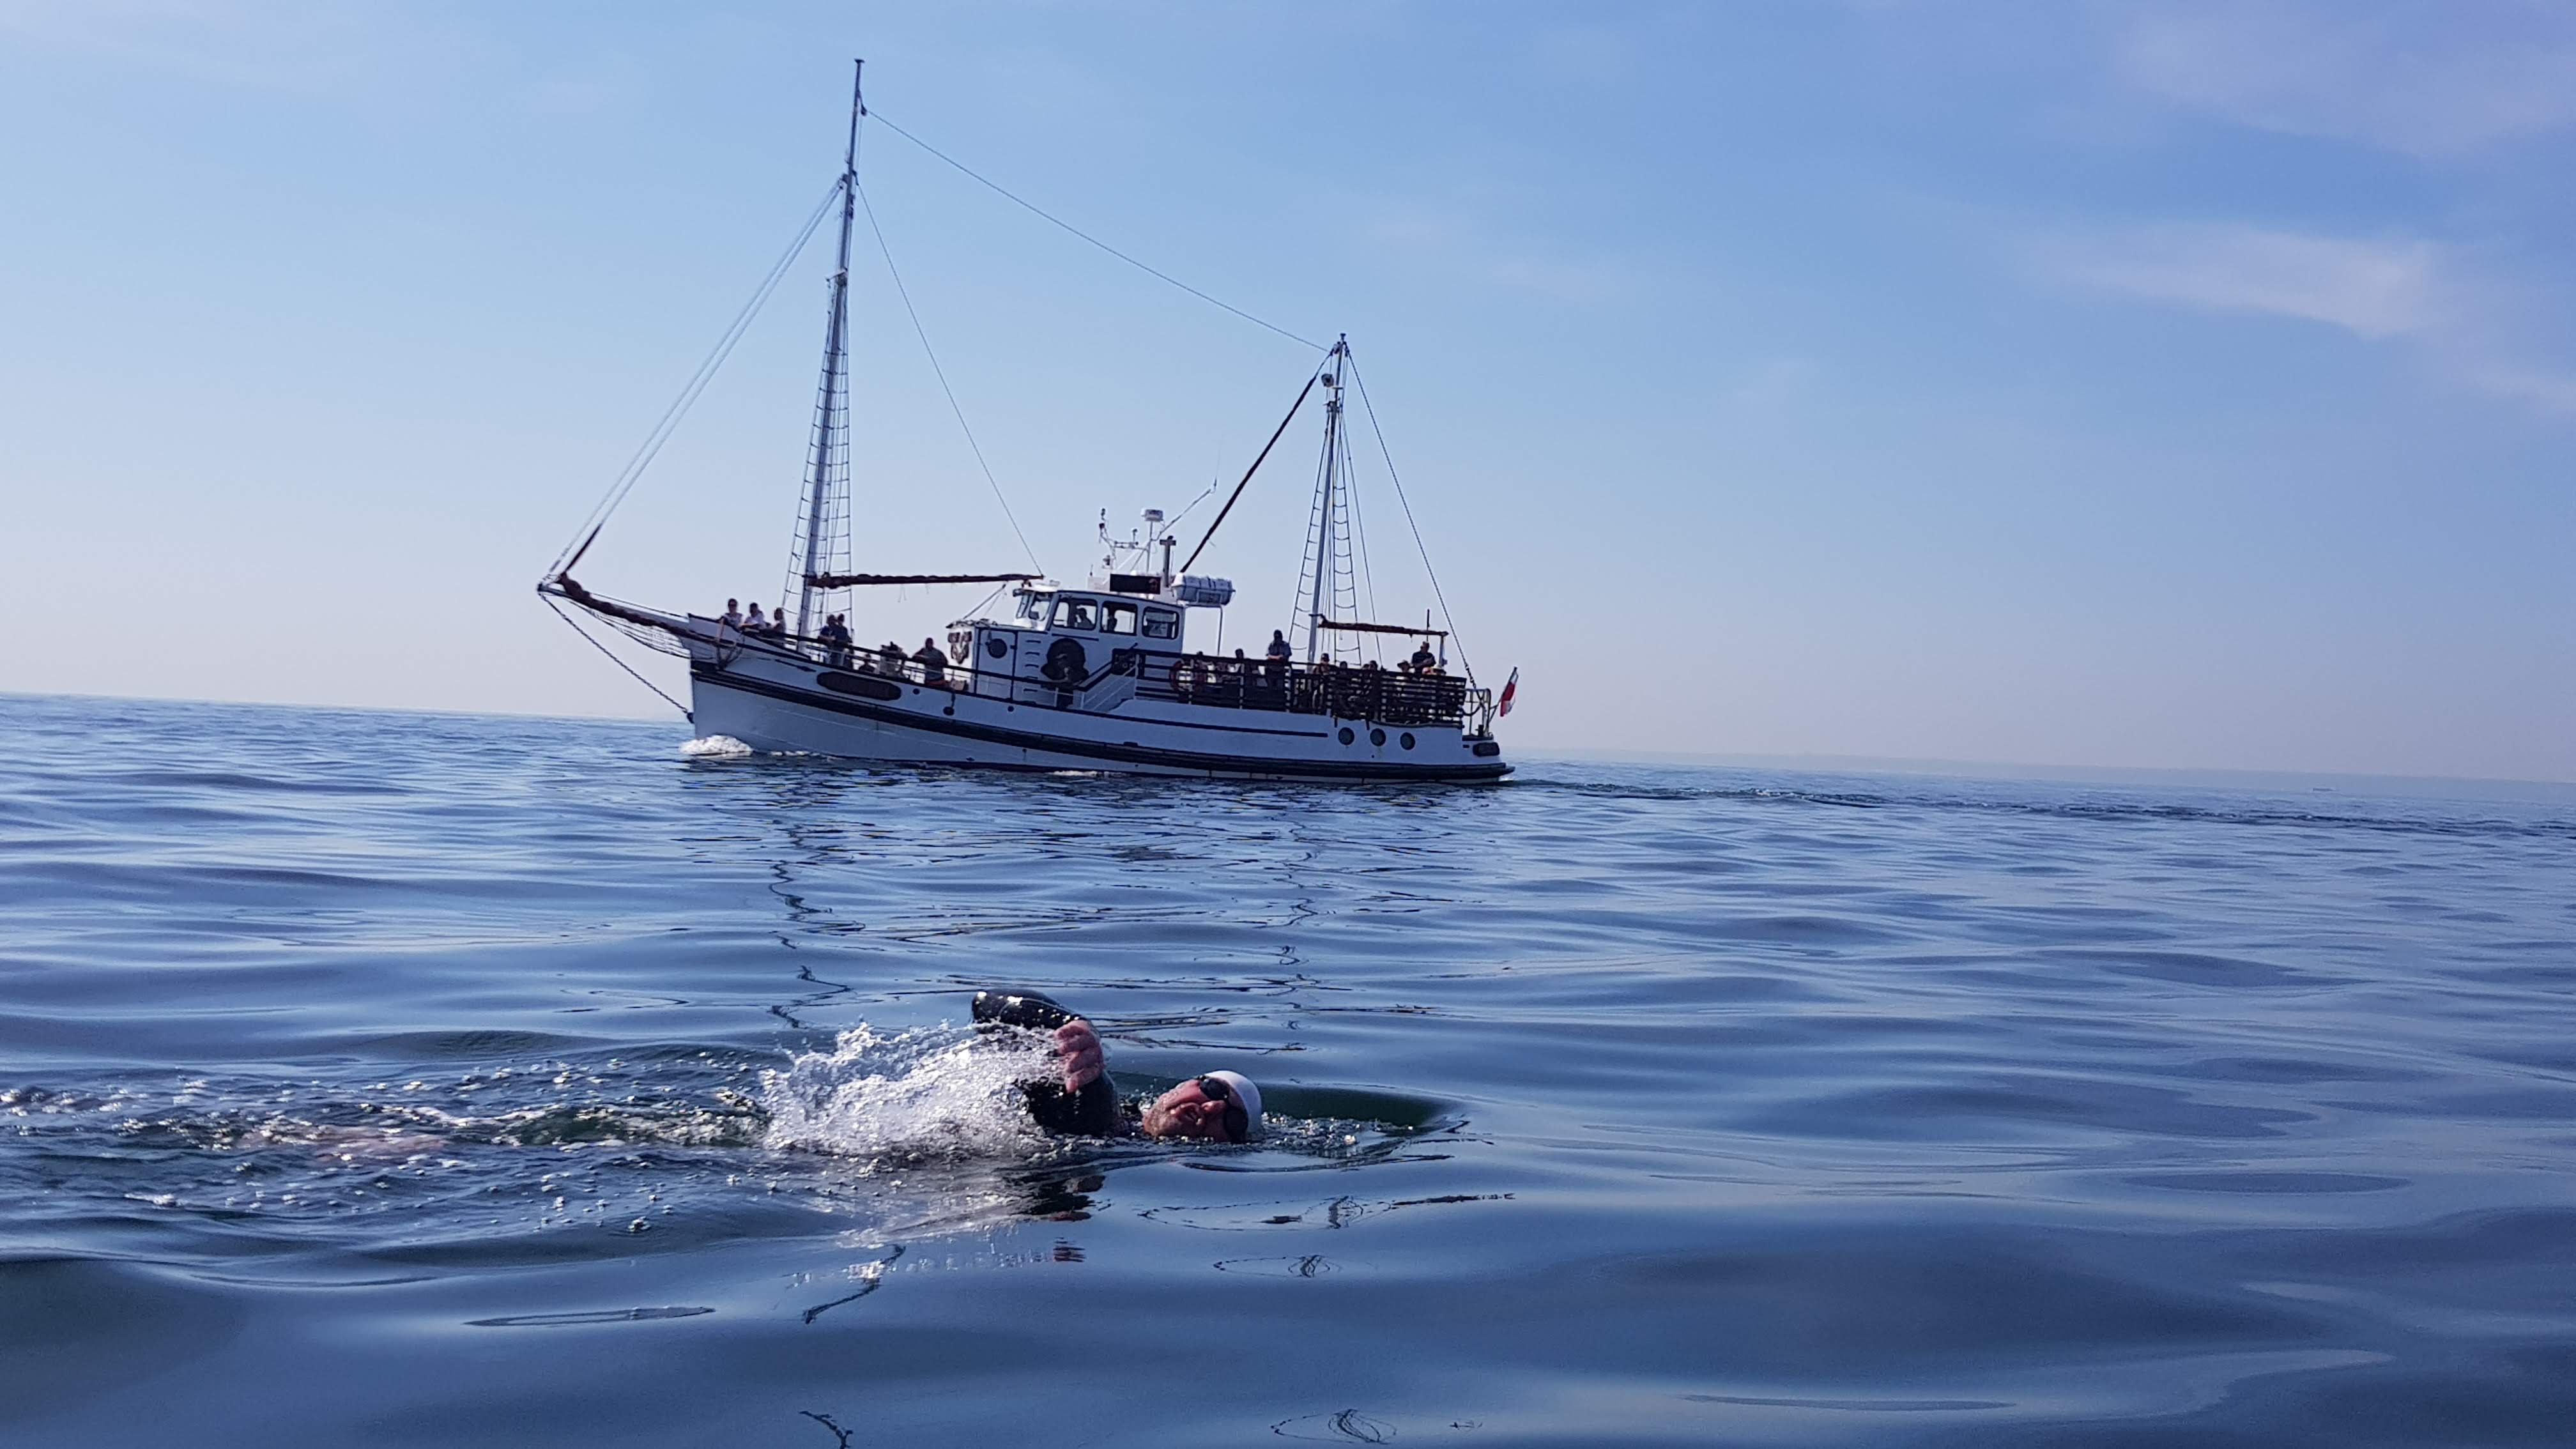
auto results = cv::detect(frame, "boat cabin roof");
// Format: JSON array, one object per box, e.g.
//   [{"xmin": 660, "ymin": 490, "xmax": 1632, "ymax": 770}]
[{"xmin": 987, "ymin": 587, "xmax": 1186, "ymax": 643}]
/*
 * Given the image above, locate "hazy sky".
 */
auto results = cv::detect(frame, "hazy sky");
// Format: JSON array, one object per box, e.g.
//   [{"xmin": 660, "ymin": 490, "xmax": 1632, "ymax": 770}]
[{"xmin": 3, "ymin": 1, "xmax": 2569, "ymax": 781}]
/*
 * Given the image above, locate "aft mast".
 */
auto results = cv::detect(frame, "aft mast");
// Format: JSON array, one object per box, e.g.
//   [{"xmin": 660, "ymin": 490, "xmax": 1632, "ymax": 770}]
[{"xmin": 786, "ymin": 61, "xmax": 866, "ymax": 642}]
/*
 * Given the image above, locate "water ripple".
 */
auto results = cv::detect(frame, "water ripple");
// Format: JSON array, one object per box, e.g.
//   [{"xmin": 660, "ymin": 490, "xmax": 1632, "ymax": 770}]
[{"xmin": 1, "ymin": 694, "xmax": 2571, "ymax": 1446}]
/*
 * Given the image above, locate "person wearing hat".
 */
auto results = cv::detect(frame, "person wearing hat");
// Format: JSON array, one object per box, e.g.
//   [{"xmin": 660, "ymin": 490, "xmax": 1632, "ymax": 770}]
[{"xmin": 973, "ymin": 988, "xmax": 1262, "ymax": 1142}]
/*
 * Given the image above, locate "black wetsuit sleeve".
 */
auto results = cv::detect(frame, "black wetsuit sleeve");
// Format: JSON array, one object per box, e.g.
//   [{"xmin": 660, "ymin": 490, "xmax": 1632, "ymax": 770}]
[
  {"xmin": 973, "ymin": 989, "xmax": 1125, "ymax": 1137},
  {"xmin": 1022, "ymin": 1076, "xmax": 1124, "ymax": 1137}
]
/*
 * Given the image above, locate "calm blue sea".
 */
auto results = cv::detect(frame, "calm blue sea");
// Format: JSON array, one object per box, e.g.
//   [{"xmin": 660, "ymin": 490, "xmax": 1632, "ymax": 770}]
[{"xmin": 4, "ymin": 693, "xmax": 2574, "ymax": 1446}]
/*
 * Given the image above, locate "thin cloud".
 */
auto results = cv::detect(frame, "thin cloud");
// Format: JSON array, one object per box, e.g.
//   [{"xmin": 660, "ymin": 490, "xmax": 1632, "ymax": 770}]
[
  {"xmin": 2041, "ymin": 224, "xmax": 2446, "ymax": 339},
  {"xmin": 2464, "ymin": 365, "xmax": 2576, "ymax": 415},
  {"xmin": 2117, "ymin": 0, "xmax": 2576, "ymax": 155},
  {"xmin": 2039, "ymin": 221, "xmax": 2576, "ymax": 415}
]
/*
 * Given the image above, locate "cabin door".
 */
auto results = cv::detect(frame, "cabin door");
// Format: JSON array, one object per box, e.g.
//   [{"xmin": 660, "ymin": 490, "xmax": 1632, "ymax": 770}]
[{"xmin": 971, "ymin": 627, "xmax": 1017, "ymax": 699}]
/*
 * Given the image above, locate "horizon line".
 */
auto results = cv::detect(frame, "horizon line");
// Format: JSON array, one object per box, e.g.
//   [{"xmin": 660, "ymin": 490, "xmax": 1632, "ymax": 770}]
[{"xmin": 7, "ymin": 688, "xmax": 2571, "ymax": 795}]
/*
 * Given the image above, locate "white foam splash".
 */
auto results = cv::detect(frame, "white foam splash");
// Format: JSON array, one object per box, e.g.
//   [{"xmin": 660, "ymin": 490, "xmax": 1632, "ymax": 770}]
[
  {"xmin": 680, "ymin": 735, "xmax": 753, "ymax": 758},
  {"xmin": 758, "ymin": 1023, "xmax": 1054, "ymax": 1169}
]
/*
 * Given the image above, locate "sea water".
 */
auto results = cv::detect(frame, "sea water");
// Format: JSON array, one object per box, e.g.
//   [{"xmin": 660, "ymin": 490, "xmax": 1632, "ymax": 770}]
[{"xmin": 3, "ymin": 693, "xmax": 2572, "ymax": 1446}]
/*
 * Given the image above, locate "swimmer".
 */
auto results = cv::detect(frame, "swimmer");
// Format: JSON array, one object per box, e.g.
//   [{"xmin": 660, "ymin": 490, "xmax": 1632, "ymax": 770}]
[{"xmin": 972, "ymin": 989, "xmax": 1262, "ymax": 1143}]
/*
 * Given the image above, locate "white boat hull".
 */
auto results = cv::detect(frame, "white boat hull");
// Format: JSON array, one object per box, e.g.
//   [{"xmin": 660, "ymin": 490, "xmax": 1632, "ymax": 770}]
[{"xmin": 687, "ymin": 646, "xmax": 1510, "ymax": 783}]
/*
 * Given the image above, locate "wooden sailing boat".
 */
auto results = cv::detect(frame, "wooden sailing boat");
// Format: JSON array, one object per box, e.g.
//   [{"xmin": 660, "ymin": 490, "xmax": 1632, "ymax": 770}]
[{"xmin": 539, "ymin": 65, "xmax": 1510, "ymax": 782}]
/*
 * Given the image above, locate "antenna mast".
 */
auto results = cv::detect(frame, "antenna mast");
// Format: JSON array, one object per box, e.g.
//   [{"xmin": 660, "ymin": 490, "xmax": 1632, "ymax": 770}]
[{"xmin": 788, "ymin": 60, "xmax": 865, "ymax": 641}]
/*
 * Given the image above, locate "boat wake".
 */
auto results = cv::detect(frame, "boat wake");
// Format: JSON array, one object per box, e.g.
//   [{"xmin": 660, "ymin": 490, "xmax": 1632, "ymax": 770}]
[{"xmin": 679, "ymin": 734, "xmax": 753, "ymax": 758}]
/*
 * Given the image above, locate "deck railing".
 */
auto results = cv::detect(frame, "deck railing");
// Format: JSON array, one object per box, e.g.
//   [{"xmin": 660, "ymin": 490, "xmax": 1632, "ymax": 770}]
[
  {"xmin": 717, "ymin": 627, "xmax": 1495, "ymax": 735},
  {"xmin": 1123, "ymin": 652, "xmax": 1480, "ymax": 728}
]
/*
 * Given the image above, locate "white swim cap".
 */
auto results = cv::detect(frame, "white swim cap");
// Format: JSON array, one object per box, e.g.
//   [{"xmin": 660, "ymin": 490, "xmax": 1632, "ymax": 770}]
[{"xmin": 1202, "ymin": 1070, "xmax": 1262, "ymax": 1139}]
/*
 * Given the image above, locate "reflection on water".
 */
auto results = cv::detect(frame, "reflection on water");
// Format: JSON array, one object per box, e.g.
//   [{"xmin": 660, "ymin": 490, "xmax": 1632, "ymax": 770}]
[{"xmin": 2, "ymin": 694, "xmax": 2574, "ymax": 1447}]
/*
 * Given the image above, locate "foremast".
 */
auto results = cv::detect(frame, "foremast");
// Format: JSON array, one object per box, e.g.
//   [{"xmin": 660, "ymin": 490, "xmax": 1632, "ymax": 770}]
[
  {"xmin": 1295, "ymin": 335, "xmax": 1354, "ymax": 664},
  {"xmin": 785, "ymin": 61, "xmax": 865, "ymax": 641}
]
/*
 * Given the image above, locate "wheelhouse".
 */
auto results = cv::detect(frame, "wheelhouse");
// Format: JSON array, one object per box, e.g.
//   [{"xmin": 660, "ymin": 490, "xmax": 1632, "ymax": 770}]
[{"xmin": 1017, "ymin": 588, "xmax": 1185, "ymax": 643}]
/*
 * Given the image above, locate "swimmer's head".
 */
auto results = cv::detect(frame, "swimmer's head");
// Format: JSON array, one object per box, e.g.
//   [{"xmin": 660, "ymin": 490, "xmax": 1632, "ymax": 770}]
[{"xmin": 1140, "ymin": 1071, "xmax": 1262, "ymax": 1142}]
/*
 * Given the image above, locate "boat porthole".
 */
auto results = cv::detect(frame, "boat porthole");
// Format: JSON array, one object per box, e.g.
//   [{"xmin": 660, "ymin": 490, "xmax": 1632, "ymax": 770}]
[
  {"xmin": 986, "ymin": 637, "xmax": 1007, "ymax": 659},
  {"xmin": 1338, "ymin": 726, "xmax": 1355, "ymax": 746},
  {"xmin": 1400, "ymin": 732, "xmax": 1415, "ymax": 750},
  {"xmin": 1369, "ymin": 728, "xmax": 1386, "ymax": 747}
]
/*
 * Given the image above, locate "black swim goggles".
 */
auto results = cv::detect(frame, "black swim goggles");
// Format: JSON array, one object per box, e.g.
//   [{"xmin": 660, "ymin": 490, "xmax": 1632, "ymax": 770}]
[{"xmin": 1193, "ymin": 1076, "xmax": 1251, "ymax": 1144}]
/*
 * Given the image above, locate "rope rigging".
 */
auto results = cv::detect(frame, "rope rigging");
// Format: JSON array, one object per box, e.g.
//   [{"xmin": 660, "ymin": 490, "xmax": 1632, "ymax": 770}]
[
  {"xmin": 1347, "ymin": 355, "xmax": 1475, "ymax": 686},
  {"xmin": 1178, "ymin": 360, "xmax": 1327, "ymax": 574},
  {"xmin": 548, "ymin": 103, "xmax": 1330, "ymax": 593},
  {"xmin": 1163, "ymin": 478, "xmax": 1222, "ymax": 535},
  {"xmin": 540, "ymin": 593, "xmax": 692, "ymax": 720},
  {"xmin": 854, "ymin": 178, "xmax": 1045, "ymax": 574},
  {"xmin": 866, "ymin": 108, "xmax": 1327, "ymax": 354},
  {"xmin": 546, "ymin": 178, "xmax": 844, "ymax": 578},
  {"xmin": 1340, "ymin": 390, "xmax": 1384, "ymax": 660}
]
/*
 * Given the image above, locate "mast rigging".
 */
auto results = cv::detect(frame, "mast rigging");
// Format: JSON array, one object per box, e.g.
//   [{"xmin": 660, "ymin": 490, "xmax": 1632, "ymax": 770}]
[
  {"xmin": 787, "ymin": 60, "xmax": 865, "ymax": 641},
  {"xmin": 1177, "ymin": 362, "xmax": 1325, "ymax": 576},
  {"xmin": 1300, "ymin": 337, "xmax": 1353, "ymax": 664}
]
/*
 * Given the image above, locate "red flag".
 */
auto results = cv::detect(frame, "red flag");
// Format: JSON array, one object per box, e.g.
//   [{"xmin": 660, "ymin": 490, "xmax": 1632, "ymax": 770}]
[{"xmin": 1497, "ymin": 666, "xmax": 1519, "ymax": 718}]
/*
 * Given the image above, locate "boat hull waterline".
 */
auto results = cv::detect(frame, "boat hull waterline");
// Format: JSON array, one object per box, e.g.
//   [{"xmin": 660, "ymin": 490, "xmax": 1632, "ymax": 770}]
[{"xmin": 689, "ymin": 648, "xmax": 1510, "ymax": 782}]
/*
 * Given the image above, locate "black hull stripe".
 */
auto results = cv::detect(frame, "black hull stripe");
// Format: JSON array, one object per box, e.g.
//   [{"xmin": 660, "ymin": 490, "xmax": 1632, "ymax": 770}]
[{"xmin": 693, "ymin": 668, "xmax": 1512, "ymax": 781}]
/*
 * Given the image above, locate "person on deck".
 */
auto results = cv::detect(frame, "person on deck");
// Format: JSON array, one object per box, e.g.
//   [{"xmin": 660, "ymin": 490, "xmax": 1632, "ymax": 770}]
[
  {"xmin": 913, "ymin": 637, "xmax": 949, "ymax": 686},
  {"xmin": 721, "ymin": 599, "xmax": 744, "ymax": 632},
  {"xmin": 1410, "ymin": 640, "xmax": 1438, "ymax": 673},
  {"xmin": 744, "ymin": 602, "xmax": 769, "ymax": 637},
  {"xmin": 819, "ymin": 614, "xmax": 852, "ymax": 667},
  {"xmin": 1264, "ymin": 629, "xmax": 1291, "ymax": 678}
]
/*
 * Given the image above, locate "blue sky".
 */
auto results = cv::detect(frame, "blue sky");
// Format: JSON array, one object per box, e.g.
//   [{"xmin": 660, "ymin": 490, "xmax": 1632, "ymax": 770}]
[{"xmin": 3, "ymin": 2, "xmax": 2569, "ymax": 781}]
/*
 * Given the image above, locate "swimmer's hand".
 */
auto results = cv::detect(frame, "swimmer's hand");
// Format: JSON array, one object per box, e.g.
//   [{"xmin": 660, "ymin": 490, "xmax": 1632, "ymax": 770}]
[{"xmin": 1054, "ymin": 1018, "xmax": 1105, "ymax": 1092}]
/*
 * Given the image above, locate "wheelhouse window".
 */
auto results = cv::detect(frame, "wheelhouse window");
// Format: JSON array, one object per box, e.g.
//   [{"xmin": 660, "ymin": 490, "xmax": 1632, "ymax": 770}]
[
  {"xmin": 1141, "ymin": 607, "xmax": 1179, "ymax": 640},
  {"xmin": 1102, "ymin": 601, "xmax": 1138, "ymax": 635},
  {"xmin": 1052, "ymin": 599, "xmax": 1099, "ymax": 631},
  {"xmin": 1015, "ymin": 594, "xmax": 1051, "ymax": 624}
]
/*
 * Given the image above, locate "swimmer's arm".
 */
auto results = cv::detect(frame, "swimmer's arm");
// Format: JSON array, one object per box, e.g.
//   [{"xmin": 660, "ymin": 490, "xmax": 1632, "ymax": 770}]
[
  {"xmin": 1054, "ymin": 1019, "xmax": 1106, "ymax": 1093},
  {"xmin": 1052, "ymin": 1017, "xmax": 1144, "ymax": 1137}
]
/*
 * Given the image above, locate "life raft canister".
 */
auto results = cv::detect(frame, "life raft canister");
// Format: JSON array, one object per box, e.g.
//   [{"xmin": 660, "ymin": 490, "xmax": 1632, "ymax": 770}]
[{"xmin": 1043, "ymin": 636, "xmax": 1087, "ymax": 683}]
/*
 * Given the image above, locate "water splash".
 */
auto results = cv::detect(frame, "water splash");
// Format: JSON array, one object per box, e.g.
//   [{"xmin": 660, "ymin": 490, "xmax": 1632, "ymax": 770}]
[
  {"xmin": 759, "ymin": 1023, "xmax": 1056, "ymax": 1169},
  {"xmin": 680, "ymin": 735, "xmax": 753, "ymax": 758}
]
